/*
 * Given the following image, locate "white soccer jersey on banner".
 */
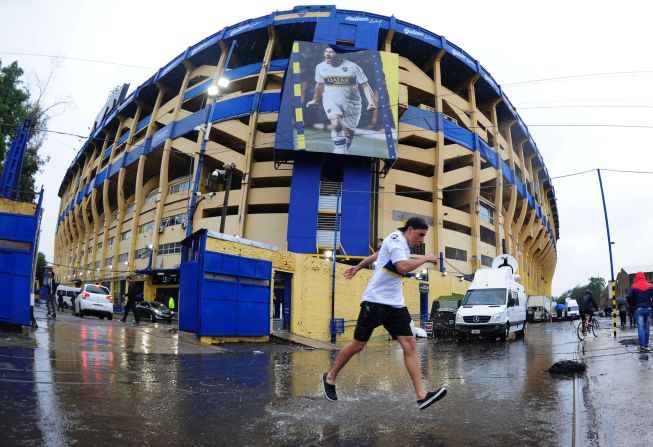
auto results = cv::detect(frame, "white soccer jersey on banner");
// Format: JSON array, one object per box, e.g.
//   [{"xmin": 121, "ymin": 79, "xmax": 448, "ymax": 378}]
[{"xmin": 315, "ymin": 59, "xmax": 367, "ymax": 126}]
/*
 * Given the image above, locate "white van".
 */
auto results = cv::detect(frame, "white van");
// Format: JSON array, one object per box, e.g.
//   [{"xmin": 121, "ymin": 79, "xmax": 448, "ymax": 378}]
[
  {"xmin": 455, "ymin": 255, "xmax": 527, "ymax": 340},
  {"xmin": 565, "ymin": 299, "xmax": 580, "ymax": 320},
  {"xmin": 56, "ymin": 285, "xmax": 81, "ymax": 308}
]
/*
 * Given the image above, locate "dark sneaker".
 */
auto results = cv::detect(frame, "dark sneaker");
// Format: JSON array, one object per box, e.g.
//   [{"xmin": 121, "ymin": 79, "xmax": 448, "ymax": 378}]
[
  {"xmin": 322, "ymin": 373, "xmax": 337, "ymax": 401},
  {"xmin": 417, "ymin": 387, "xmax": 447, "ymax": 410}
]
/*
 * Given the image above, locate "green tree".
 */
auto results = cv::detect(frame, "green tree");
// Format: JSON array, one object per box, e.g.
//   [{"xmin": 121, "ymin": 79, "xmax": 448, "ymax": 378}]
[
  {"xmin": 558, "ymin": 276, "xmax": 607, "ymax": 303},
  {"xmin": 35, "ymin": 251, "xmax": 46, "ymax": 286},
  {"xmin": 0, "ymin": 58, "xmax": 59, "ymax": 201}
]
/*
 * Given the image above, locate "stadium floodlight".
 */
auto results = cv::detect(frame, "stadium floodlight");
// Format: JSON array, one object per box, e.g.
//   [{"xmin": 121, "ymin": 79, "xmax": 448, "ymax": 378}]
[
  {"xmin": 217, "ymin": 77, "xmax": 230, "ymax": 88},
  {"xmin": 207, "ymin": 84, "xmax": 219, "ymax": 97}
]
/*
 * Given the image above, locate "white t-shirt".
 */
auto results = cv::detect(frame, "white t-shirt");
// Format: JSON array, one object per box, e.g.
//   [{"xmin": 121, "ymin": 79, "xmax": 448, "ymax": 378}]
[
  {"xmin": 315, "ymin": 59, "xmax": 368, "ymax": 105},
  {"xmin": 361, "ymin": 230, "xmax": 410, "ymax": 308}
]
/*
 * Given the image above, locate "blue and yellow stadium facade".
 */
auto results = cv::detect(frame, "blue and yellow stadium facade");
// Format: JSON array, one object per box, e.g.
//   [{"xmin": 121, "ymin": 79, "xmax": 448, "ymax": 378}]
[{"xmin": 55, "ymin": 5, "xmax": 559, "ymax": 303}]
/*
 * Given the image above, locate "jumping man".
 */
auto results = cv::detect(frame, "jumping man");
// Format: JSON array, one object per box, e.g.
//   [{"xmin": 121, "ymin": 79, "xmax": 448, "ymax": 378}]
[{"xmin": 322, "ymin": 216, "xmax": 447, "ymax": 410}]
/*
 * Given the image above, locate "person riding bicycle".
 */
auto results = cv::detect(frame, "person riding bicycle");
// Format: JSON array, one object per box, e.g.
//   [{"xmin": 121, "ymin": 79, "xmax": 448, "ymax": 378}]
[{"xmin": 579, "ymin": 290, "xmax": 599, "ymax": 330}]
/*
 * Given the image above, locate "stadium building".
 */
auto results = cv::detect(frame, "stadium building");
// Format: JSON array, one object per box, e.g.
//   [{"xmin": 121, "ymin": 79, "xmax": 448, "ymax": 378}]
[{"xmin": 55, "ymin": 5, "xmax": 559, "ymax": 305}]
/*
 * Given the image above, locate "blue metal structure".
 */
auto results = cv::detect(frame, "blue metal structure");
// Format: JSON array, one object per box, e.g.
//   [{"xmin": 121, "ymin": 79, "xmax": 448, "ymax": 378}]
[
  {"xmin": 0, "ymin": 187, "xmax": 43, "ymax": 325},
  {"xmin": 179, "ymin": 230, "xmax": 272, "ymax": 337},
  {"xmin": 0, "ymin": 119, "xmax": 32, "ymax": 200}
]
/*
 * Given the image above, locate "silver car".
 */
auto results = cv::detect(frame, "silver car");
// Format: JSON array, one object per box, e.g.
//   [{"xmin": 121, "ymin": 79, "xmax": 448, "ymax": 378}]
[{"xmin": 74, "ymin": 284, "xmax": 114, "ymax": 320}]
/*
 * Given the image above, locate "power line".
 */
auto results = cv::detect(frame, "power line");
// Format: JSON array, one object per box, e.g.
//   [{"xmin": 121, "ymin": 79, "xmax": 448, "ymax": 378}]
[
  {"xmin": 503, "ymin": 70, "xmax": 653, "ymax": 87},
  {"xmin": 0, "ymin": 51, "xmax": 156, "ymax": 71}
]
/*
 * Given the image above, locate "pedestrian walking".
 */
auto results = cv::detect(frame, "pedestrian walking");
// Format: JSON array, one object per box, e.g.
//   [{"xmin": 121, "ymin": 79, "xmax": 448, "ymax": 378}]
[
  {"xmin": 616, "ymin": 297, "xmax": 629, "ymax": 329},
  {"xmin": 56, "ymin": 293, "xmax": 64, "ymax": 312},
  {"xmin": 321, "ymin": 216, "xmax": 447, "ymax": 410},
  {"xmin": 627, "ymin": 292, "xmax": 637, "ymax": 328},
  {"xmin": 30, "ymin": 290, "xmax": 38, "ymax": 328},
  {"xmin": 168, "ymin": 296, "xmax": 175, "ymax": 312},
  {"xmin": 626, "ymin": 272, "xmax": 653, "ymax": 352},
  {"xmin": 121, "ymin": 277, "xmax": 141, "ymax": 324},
  {"xmin": 45, "ymin": 267, "xmax": 58, "ymax": 319}
]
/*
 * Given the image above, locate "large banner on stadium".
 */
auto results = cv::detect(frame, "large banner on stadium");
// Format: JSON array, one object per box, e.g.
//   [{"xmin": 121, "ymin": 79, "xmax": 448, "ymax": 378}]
[{"xmin": 275, "ymin": 41, "xmax": 398, "ymax": 160}]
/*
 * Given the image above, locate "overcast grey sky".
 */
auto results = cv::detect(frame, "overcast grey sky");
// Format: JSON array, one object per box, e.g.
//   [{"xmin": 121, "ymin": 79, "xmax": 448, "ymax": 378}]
[{"xmin": 2, "ymin": 0, "xmax": 652, "ymax": 295}]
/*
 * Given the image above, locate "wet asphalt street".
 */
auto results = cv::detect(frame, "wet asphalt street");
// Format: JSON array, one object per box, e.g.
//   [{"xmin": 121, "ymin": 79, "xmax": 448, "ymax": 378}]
[{"xmin": 0, "ymin": 307, "xmax": 647, "ymax": 446}]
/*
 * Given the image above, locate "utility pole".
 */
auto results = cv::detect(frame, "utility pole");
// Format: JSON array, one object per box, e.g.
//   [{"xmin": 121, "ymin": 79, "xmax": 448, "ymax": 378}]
[{"xmin": 597, "ymin": 169, "xmax": 616, "ymax": 338}]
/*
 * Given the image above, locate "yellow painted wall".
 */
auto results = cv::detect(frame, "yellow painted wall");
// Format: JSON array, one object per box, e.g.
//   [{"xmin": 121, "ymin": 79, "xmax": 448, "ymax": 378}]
[
  {"xmin": 201, "ymin": 237, "xmax": 469, "ymax": 343},
  {"xmin": 0, "ymin": 197, "xmax": 36, "ymax": 215}
]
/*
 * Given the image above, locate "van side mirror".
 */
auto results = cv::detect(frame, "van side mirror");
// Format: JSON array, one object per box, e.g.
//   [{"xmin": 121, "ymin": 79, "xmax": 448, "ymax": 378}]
[{"xmin": 508, "ymin": 297, "xmax": 515, "ymax": 307}]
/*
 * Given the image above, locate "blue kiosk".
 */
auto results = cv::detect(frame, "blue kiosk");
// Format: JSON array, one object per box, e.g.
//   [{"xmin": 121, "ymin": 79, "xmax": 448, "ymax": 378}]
[
  {"xmin": 179, "ymin": 230, "xmax": 274, "ymax": 339},
  {"xmin": 0, "ymin": 120, "xmax": 43, "ymax": 327}
]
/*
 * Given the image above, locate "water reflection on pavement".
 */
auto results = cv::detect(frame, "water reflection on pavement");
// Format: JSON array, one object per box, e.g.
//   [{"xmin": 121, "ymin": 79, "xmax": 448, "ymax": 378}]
[{"xmin": 0, "ymin": 308, "xmax": 588, "ymax": 446}]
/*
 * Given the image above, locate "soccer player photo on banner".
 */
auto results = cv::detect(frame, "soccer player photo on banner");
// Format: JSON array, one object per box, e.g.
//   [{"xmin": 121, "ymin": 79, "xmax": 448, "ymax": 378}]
[{"xmin": 275, "ymin": 41, "xmax": 398, "ymax": 160}]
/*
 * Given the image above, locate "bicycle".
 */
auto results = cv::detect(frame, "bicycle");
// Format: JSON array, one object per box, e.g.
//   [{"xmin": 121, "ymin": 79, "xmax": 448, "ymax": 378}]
[{"xmin": 577, "ymin": 313, "xmax": 598, "ymax": 340}]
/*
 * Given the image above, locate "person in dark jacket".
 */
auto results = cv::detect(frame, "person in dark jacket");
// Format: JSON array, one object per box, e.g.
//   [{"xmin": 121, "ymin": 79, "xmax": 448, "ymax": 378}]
[
  {"xmin": 616, "ymin": 297, "xmax": 629, "ymax": 329},
  {"xmin": 120, "ymin": 277, "xmax": 141, "ymax": 324},
  {"xmin": 626, "ymin": 272, "xmax": 653, "ymax": 351},
  {"xmin": 579, "ymin": 290, "xmax": 599, "ymax": 323}
]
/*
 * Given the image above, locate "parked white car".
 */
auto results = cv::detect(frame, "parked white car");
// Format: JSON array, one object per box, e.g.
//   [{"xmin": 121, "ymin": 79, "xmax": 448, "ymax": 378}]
[{"xmin": 74, "ymin": 284, "xmax": 114, "ymax": 320}]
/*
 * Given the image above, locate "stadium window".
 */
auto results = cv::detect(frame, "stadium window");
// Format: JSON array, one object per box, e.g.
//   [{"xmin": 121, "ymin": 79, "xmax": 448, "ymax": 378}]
[
  {"xmin": 118, "ymin": 253, "xmax": 128, "ymax": 263},
  {"xmin": 481, "ymin": 255, "xmax": 493, "ymax": 267},
  {"xmin": 445, "ymin": 246, "xmax": 467, "ymax": 262},
  {"xmin": 105, "ymin": 257, "xmax": 113, "ymax": 267},
  {"xmin": 125, "ymin": 202, "xmax": 135, "ymax": 215},
  {"xmin": 168, "ymin": 180, "xmax": 191, "ymax": 195},
  {"xmin": 479, "ymin": 202, "xmax": 494, "ymax": 225},
  {"xmin": 158, "ymin": 242, "xmax": 182, "ymax": 255},
  {"xmin": 138, "ymin": 221, "xmax": 154, "ymax": 234},
  {"xmin": 480, "ymin": 226, "xmax": 496, "ymax": 246},
  {"xmin": 120, "ymin": 230, "xmax": 132, "ymax": 241},
  {"xmin": 107, "ymin": 237, "xmax": 114, "ymax": 247},
  {"xmin": 144, "ymin": 190, "xmax": 159, "ymax": 205}
]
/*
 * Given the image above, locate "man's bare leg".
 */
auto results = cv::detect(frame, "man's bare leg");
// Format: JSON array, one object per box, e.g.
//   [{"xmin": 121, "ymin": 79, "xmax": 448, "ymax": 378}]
[
  {"xmin": 326, "ymin": 339, "xmax": 366, "ymax": 384},
  {"xmin": 396, "ymin": 335, "xmax": 427, "ymax": 400}
]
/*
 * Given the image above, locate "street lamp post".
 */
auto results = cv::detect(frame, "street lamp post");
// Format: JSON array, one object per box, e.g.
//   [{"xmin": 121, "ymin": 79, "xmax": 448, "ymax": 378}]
[
  {"xmin": 186, "ymin": 40, "xmax": 238, "ymax": 238},
  {"xmin": 597, "ymin": 169, "xmax": 617, "ymax": 338}
]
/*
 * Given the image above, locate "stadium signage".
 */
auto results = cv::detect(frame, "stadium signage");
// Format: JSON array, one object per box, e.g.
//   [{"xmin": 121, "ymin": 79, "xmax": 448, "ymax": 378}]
[
  {"xmin": 228, "ymin": 21, "xmax": 263, "ymax": 37},
  {"xmin": 345, "ymin": 15, "xmax": 369, "ymax": 22},
  {"xmin": 450, "ymin": 48, "xmax": 475, "ymax": 67}
]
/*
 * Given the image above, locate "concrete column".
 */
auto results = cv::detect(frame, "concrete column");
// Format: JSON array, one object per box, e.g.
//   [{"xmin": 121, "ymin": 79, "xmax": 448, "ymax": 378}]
[
  {"xmin": 467, "ymin": 75, "xmax": 481, "ymax": 271},
  {"xmin": 110, "ymin": 167, "xmax": 127, "ymax": 274},
  {"xmin": 150, "ymin": 67, "xmax": 194, "ymax": 269},
  {"xmin": 503, "ymin": 125, "xmax": 518, "ymax": 256},
  {"xmin": 238, "ymin": 27, "xmax": 277, "ymax": 236},
  {"xmin": 432, "ymin": 49, "xmax": 446, "ymax": 261},
  {"xmin": 489, "ymin": 99, "xmax": 503, "ymax": 256}
]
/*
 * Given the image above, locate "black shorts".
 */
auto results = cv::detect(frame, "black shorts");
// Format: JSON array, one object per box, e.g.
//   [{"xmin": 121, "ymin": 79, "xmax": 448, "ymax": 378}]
[{"xmin": 353, "ymin": 301, "xmax": 413, "ymax": 342}]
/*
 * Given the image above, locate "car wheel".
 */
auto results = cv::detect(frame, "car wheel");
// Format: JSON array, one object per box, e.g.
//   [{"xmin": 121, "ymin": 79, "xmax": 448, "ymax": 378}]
[
  {"xmin": 501, "ymin": 323, "xmax": 510, "ymax": 341},
  {"xmin": 151, "ymin": 313, "xmax": 156, "ymax": 323},
  {"xmin": 516, "ymin": 323, "xmax": 526, "ymax": 339},
  {"xmin": 107, "ymin": 313, "xmax": 113, "ymax": 321},
  {"xmin": 79, "ymin": 309, "xmax": 84, "ymax": 318},
  {"xmin": 99, "ymin": 315, "xmax": 105, "ymax": 320}
]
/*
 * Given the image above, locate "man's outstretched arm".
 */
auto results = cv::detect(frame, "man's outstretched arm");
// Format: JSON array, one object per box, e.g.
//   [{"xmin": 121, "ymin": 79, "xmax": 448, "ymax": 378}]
[{"xmin": 344, "ymin": 252, "xmax": 379, "ymax": 279}]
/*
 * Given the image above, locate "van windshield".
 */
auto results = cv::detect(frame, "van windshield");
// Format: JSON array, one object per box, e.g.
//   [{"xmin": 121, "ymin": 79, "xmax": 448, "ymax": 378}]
[{"xmin": 462, "ymin": 288, "xmax": 507, "ymax": 306}]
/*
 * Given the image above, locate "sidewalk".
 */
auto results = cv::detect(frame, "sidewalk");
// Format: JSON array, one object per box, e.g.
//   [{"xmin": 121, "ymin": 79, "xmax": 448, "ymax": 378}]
[{"xmin": 581, "ymin": 324, "xmax": 653, "ymax": 445}]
